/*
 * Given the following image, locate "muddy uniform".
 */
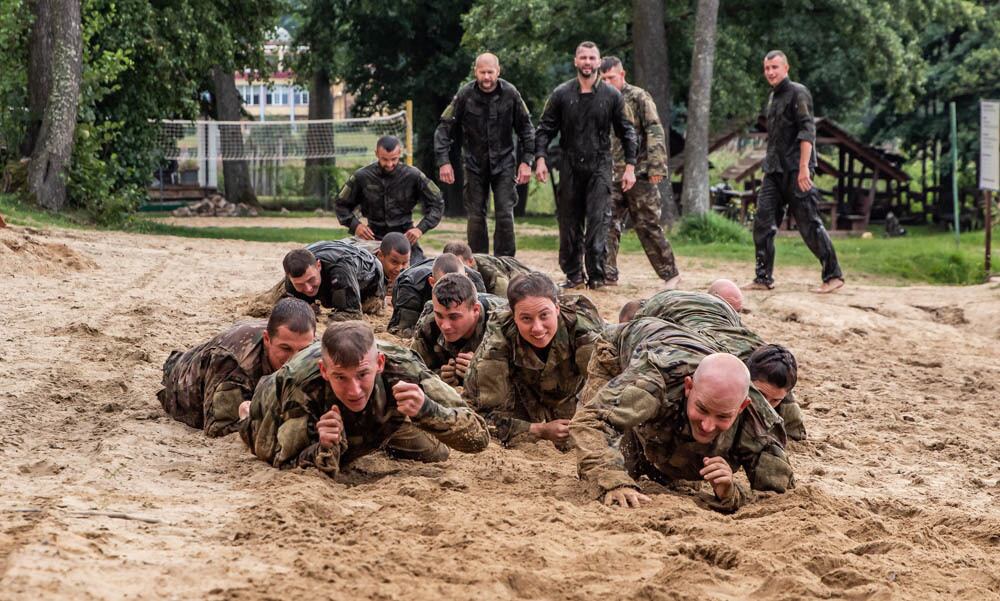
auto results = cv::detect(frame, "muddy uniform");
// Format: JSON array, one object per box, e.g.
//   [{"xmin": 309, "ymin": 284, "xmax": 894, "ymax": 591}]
[
  {"xmin": 334, "ymin": 162, "xmax": 445, "ymax": 264},
  {"xmin": 387, "ymin": 258, "xmax": 488, "ymax": 337},
  {"xmin": 434, "ymin": 79, "xmax": 535, "ymax": 257},
  {"xmin": 462, "ymin": 295, "xmax": 605, "ymax": 447},
  {"xmin": 571, "ymin": 321, "xmax": 794, "ymax": 512},
  {"xmin": 157, "ymin": 321, "xmax": 274, "ymax": 438},
  {"xmin": 606, "ymin": 83, "xmax": 678, "ymax": 284},
  {"xmin": 471, "ymin": 254, "xmax": 534, "ymax": 297},
  {"xmin": 241, "ymin": 341, "xmax": 489, "ymax": 477},
  {"xmin": 634, "ymin": 290, "xmax": 805, "ymax": 439},
  {"xmin": 410, "ymin": 293, "xmax": 508, "ymax": 381},
  {"xmin": 754, "ymin": 78, "xmax": 842, "ymax": 286},
  {"xmin": 283, "ymin": 240, "xmax": 386, "ymax": 319},
  {"xmin": 535, "ymin": 79, "xmax": 637, "ymax": 286}
]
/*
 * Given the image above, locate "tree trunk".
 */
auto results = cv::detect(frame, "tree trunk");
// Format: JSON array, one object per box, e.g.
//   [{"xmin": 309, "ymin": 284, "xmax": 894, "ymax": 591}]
[
  {"xmin": 305, "ymin": 69, "xmax": 334, "ymax": 204},
  {"xmin": 632, "ymin": 0, "xmax": 677, "ymax": 226},
  {"xmin": 211, "ymin": 65, "xmax": 258, "ymax": 207},
  {"xmin": 26, "ymin": 0, "xmax": 82, "ymax": 211},
  {"xmin": 680, "ymin": 0, "xmax": 719, "ymax": 217}
]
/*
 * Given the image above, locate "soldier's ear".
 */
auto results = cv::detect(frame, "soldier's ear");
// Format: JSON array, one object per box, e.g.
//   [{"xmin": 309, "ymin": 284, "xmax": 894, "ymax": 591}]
[
  {"xmin": 375, "ymin": 352, "xmax": 386, "ymax": 373},
  {"xmin": 428, "ymin": 275, "xmax": 436, "ymax": 287},
  {"xmin": 314, "ymin": 260, "xmax": 321, "ymax": 272},
  {"xmin": 318, "ymin": 357, "xmax": 329, "ymax": 381},
  {"xmin": 683, "ymin": 376, "xmax": 693, "ymax": 396},
  {"xmin": 739, "ymin": 396, "xmax": 751, "ymax": 412},
  {"xmin": 262, "ymin": 330, "xmax": 271, "ymax": 348}
]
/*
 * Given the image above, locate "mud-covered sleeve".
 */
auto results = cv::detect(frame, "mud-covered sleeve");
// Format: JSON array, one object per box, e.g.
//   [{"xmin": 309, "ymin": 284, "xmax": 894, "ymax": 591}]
[
  {"xmin": 409, "ymin": 316, "xmax": 438, "ymax": 371},
  {"xmin": 461, "ymin": 324, "xmax": 532, "ymax": 445},
  {"xmin": 415, "ymin": 172, "xmax": 444, "ymax": 233},
  {"xmin": 434, "ymin": 89, "xmax": 463, "ymax": 167},
  {"xmin": 731, "ymin": 402, "xmax": 795, "ymax": 498},
  {"xmin": 387, "ymin": 282, "xmax": 424, "ymax": 337},
  {"xmin": 639, "ymin": 91, "xmax": 668, "ymax": 177},
  {"xmin": 776, "ymin": 396, "xmax": 806, "ymax": 441},
  {"xmin": 534, "ymin": 91, "xmax": 561, "ymax": 162},
  {"xmin": 240, "ymin": 374, "xmax": 346, "ymax": 477},
  {"xmin": 334, "ymin": 175, "xmax": 362, "ymax": 233},
  {"xmin": 794, "ymin": 87, "xmax": 816, "ymax": 144},
  {"xmin": 611, "ymin": 92, "xmax": 638, "ymax": 166},
  {"xmin": 512, "ymin": 87, "xmax": 535, "ymax": 166},
  {"xmin": 570, "ymin": 352, "xmax": 665, "ymax": 497},
  {"xmin": 411, "ymin": 370, "xmax": 490, "ymax": 453},
  {"xmin": 204, "ymin": 381, "xmax": 252, "ymax": 438}
]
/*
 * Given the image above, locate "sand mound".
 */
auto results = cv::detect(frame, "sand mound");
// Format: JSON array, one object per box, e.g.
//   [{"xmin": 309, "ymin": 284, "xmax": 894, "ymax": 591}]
[{"xmin": 0, "ymin": 227, "xmax": 97, "ymax": 276}]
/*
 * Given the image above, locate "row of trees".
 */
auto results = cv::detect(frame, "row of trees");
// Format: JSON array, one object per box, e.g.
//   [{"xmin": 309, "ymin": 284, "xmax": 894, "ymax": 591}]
[{"xmin": 1, "ymin": 0, "xmax": 996, "ymax": 221}]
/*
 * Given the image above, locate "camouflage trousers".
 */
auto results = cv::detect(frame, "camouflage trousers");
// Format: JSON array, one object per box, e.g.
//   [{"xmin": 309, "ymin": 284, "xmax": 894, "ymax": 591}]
[
  {"xmin": 383, "ymin": 422, "xmax": 450, "ymax": 462},
  {"xmin": 605, "ymin": 179, "xmax": 679, "ymax": 283}
]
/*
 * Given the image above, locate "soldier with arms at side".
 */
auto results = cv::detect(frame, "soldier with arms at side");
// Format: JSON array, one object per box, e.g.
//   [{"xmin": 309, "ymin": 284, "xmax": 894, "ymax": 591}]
[
  {"xmin": 335, "ymin": 136, "xmax": 443, "ymax": 264},
  {"xmin": 158, "ymin": 298, "xmax": 316, "ymax": 437},
  {"xmin": 462, "ymin": 272, "xmax": 604, "ymax": 450},
  {"xmin": 241, "ymin": 321, "xmax": 489, "ymax": 478}
]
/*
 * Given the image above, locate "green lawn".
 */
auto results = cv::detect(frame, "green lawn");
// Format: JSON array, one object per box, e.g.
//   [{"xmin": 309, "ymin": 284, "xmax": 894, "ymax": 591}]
[{"xmin": 2, "ymin": 193, "xmax": 994, "ymax": 285}]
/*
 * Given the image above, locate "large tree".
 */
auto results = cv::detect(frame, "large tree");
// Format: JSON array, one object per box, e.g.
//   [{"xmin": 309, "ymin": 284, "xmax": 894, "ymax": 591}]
[
  {"xmin": 680, "ymin": 0, "xmax": 718, "ymax": 216},
  {"xmin": 210, "ymin": 65, "xmax": 257, "ymax": 206}
]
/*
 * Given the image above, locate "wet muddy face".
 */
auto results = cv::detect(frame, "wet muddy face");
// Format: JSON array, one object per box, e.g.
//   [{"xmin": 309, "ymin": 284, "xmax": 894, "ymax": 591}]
[
  {"xmin": 319, "ymin": 348, "xmax": 384, "ymax": 412},
  {"xmin": 289, "ymin": 263, "xmax": 322, "ymax": 296},
  {"xmin": 684, "ymin": 377, "xmax": 744, "ymax": 443}
]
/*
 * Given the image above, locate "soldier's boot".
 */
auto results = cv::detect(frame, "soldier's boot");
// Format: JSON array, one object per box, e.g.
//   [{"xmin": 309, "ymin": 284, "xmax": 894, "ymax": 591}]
[{"xmin": 383, "ymin": 422, "xmax": 450, "ymax": 462}]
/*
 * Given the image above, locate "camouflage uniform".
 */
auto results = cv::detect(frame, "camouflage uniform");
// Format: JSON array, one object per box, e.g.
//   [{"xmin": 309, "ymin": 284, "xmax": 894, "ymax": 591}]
[
  {"xmin": 571, "ymin": 319, "xmax": 794, "ymax": 512},
  {"xmin": 387, "ymin": 258, "xmax": 487, "ymax": 337},
  {"xmin": 282, "ymin": 241, "xmax": 386, "ymax": 320},
  {"xmin": 157, "ymin": 321, "xmax": 274, "ymax": 438},
  {"xmin": 634, "ymin": 290, "xmax": 805, "ymax": 439},
  {"xmin": 334, "ymin": 162, "xmax": 445, "ymax": 264},
  {"xmin": 472, "ymin": 254, "xmax": 534, "ymax": 297},
  {"xmin": 410, "ymin": 293, "xmax": 508, "ymax": 380},
  {"xmin": 240, "ymin": 340, "xmax": 489, "ymax": 477},
  {"xmin": 606, "ymin": 83, "xmax": 678, "ymax": 284},
  {"xmin": 462, "ymin": 295, "xmax": 605, "ymax": 447}
]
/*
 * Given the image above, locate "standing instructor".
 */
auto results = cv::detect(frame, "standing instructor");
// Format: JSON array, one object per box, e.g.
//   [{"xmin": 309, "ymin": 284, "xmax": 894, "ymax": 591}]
[{"xmin": 534, "ymin": 41, "xmax": 638, "ymax": 290}]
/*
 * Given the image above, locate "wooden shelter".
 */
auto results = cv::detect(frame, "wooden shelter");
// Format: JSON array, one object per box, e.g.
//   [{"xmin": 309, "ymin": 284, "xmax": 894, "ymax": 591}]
[{"xmin": 715, "ymin": 117, "xmax": 911, "ymax": 231}]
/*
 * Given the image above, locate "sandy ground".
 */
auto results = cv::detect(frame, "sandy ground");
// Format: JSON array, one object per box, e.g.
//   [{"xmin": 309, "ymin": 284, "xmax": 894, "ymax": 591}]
[{"xmin": 1, "ymin": 223, "xmax": 999, "ymax": 600}]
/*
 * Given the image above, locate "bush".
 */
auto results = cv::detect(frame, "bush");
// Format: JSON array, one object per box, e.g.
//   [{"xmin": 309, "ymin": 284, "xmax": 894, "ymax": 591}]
[{"xmin": 674, "ymin": 212, "xmax": 752, "ymax": 245}]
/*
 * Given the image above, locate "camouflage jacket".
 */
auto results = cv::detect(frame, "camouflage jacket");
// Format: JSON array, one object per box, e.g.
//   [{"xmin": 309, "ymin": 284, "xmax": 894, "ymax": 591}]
[
  {"xmin": 462, "ymin": 295, "xmax": 605, "ymax": 445},
  {"xmin": 634, "ymin": 290, "xmax": 764, "ymax": 360},
  {"xmin": 571, "ymin": 321, "xmax": 793, "ymax": 511},
  {"xmin": 434, "ymin": 78, "xmax": 535, "ymax": 175},
  {"xmin": 410, "ymin": 293, "xmax": 508, "ymax": 377},
  {"xmin": 472, "ymin": 254, "xmax": 534, "ymax": 297},
  {"xmin": 157, "ymin": 321, "xmax": 274, "ymax": 438},
  {"xmin": 335, "ymin": 162, "xmax": 444, "ymax": 235},
  {"xmin": 240, "ymin": 340, "xmax": 489, "ymax": 477},
  {"xmin": 610, "ymin": 84, "xmax": 668, "ymax": 181},
  {"xmin": 283, "ymin": 240, "xmax": 386, "ymax": 315},
  {"xmin": 762, "ymin": 77, "xmax": 817, "ymax": 174},
  {"xmin": 387, "ymin": 258, "xmax": 487, "ymax": 337}
]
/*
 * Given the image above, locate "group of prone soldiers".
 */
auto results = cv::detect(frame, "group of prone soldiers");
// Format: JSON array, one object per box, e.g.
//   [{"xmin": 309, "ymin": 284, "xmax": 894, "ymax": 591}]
[{"xmin": 158, "ymin": 236, "xmax": 804, "ymax": 511}]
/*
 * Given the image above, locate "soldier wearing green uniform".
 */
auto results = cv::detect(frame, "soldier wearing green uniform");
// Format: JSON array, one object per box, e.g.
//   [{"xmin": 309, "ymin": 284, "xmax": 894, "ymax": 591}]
[
  {"xmin": 571, "ymin": 321, "xmax": 794, "ymax": 512},
  {"xmin": 411, "ymin": 272, "xmax": 507, "ymax": 386},
  {"xmin": 241, "ymin": 321, "xmax": 489, "ymax": 478},
  {"xmin": 462, "ymin": 272, "xmax": 605, "ymax": 449},
  {"xmin": 443, "ymin": 241, "xmax": 535, "ymax": 297},
  {"xmin": 621, "ymin": 282, "xmax": 806, "ymax": 440},
  {"xmin": 387, "ymin": 253, "xmax": 487, "ymax": 337},
  {"xmin": 599, "ymin": 57, "xmax": 680, "ymax": 287},
  {"xmin": 158, "ymin": 298, "xmax": 316, "ymax": 437}
]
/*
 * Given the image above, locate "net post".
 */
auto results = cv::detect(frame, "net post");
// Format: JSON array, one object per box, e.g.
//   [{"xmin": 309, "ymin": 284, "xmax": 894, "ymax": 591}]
[{"xmin": 405, "ymin": 99, "xmax": 414, "ymax": 166}]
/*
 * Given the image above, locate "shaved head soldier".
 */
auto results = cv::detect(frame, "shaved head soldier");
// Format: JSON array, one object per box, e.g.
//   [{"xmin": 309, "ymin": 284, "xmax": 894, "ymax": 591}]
[
  {"xmin": 435, "ymin": 53, "xmax": 535, "ymax": 257},
  {"xmin": 534, "ymin": 42, "xmax": 638, "ymax": 289}
]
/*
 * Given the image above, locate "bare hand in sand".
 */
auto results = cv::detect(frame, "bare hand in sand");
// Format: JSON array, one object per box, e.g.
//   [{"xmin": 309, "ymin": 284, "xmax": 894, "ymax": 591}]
[
  {"xmin": 440, "ymin": 360, "xmax": 458, "ymax": 385},
  {"xmin": 530, "ymin": 419, "xmax": 571, "ymax": 441},
  {"xmin": 393, "ymin": 381, "xmax": 426, "ymax": 417},
  {"xmin": 453, "ymin": 352, "xmax": 474, "ymax": 380},
  {"xmin": 317, "ymin": 406, "xmax": 343, "ymax": 448},
  {"xmin": 700, "ymin": 456, "xmax": 735, "ymax": 500},
  {"xmin": 603, "ymin": 487, "xmax": 651, "ymax": 508}
]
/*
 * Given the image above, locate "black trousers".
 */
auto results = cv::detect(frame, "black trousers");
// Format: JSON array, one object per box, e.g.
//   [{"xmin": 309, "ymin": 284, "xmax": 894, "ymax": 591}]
[
  {"xmin": 557, "ymin": 164, "xmax": 611, "ymax": 284},
  {"xmin": 464, "ymin": 166, "xmax": 517, "ymax": 257},
  {"xmin": 753, "ymin": 171, "xmax": 842, "ymax": 285},
  {"xmin": 372, "ymin": 223, "xmax": 425, "ymax": 264}
]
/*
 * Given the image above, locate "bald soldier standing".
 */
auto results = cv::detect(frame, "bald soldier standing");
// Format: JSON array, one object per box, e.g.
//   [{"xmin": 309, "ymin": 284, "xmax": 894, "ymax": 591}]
[
  {"xmin": 598, "ymin": 57, "xmax": 680, "ymax": 288},
  {"xmin": 435, "ymin": 53, "xmax": 535, "ymax": 257}
]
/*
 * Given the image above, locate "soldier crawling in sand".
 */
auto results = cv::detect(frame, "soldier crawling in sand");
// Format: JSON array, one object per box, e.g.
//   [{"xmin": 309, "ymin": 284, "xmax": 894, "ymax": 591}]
[
  {"xmin": 157, "ymin": 297, "xmax": 316, "ymax": 437},
  {"xmin": 442, "ymin": 241, "xmax": 535, "ymax": 297},
  {"xmin": 387, "ymin": 252, "xmax": 487, "ymax": 337},
  {"xmin": 240, "ymin": 321, "xmax": 489, "ymax": 477},
  {"xmin": 461, "ymin": 272, "xmax": 604, "ymax": 451},
  {"xmin": 571, "ymin": 322, "xmax": 794, "ymax": 512}
]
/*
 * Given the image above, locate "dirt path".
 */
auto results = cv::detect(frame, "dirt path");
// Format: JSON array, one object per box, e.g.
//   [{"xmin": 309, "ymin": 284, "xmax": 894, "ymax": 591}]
[{"xmin": 1, "ymin": 225, "xmax": 998, "ymax": 600}]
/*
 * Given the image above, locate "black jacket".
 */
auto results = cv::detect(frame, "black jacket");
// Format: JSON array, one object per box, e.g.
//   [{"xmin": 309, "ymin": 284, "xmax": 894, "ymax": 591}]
[
  {"xmin": 762, "ymin": 78, "xmax": 817, "ymax": 174},
  {"xmin": 434, "ymin": 79, "xmax": 535, "ymax": 175},
  {"xmin": 534, "ymin": 78, "xmax": 638, "ymax": 171},
  {"xmin": 388, "ymin": 259, "xmax": 487, "ymax": 336},
  {"xmin": 335, "ymin": 163, "xmax": 444, "ymax": 234},
  {"xmin": 283, "ymin": 240, "xmax": 385, "ymax": 310}
]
